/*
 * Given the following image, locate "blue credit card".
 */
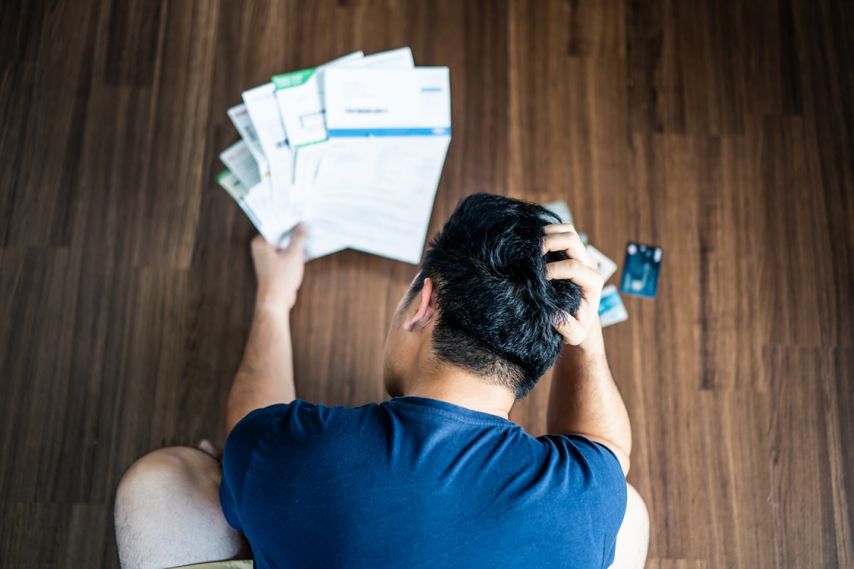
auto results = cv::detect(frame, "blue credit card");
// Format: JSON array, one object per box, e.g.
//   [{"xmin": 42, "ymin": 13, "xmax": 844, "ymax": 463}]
[{"xmin": 620, "ymin": 242, "xmax": 663, "ymax": 299}]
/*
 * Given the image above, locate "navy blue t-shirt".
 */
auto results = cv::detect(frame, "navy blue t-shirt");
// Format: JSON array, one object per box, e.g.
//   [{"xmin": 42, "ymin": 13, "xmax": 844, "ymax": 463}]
[{"xmin": 221, "ymin": 397, "xmax": 626, "ymax": 569}]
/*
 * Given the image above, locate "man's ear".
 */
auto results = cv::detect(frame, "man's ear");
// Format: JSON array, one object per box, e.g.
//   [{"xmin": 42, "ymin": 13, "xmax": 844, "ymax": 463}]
[{"xmin": 404, "ymin": 277, "xmax": 437, "ymax": 332}]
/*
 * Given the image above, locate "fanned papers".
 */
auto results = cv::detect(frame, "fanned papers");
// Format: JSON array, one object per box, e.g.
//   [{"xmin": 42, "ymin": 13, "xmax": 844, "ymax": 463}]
[{"xmin": 217, "ymin": 47, "xmax": 450, "ymax": 264}]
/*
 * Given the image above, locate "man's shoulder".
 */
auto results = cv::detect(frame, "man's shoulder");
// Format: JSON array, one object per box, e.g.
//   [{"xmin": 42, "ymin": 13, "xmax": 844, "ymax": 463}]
[
  {"xmin": 240, "ymin": 399, "xmax": 381, "ymax": 426},
  {"xmin": 536, "ymin": 433, "xmax": 625, "ymax": 484},
  {"xmin": 225, "ymin": 400, "xmax": 386, "ymax": 470}
]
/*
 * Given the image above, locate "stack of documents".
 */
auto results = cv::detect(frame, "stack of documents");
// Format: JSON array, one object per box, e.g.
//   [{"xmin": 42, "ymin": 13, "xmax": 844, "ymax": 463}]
[{"xmin": 216, "ymin": 47, "xmax": 452, "ymax": 264}]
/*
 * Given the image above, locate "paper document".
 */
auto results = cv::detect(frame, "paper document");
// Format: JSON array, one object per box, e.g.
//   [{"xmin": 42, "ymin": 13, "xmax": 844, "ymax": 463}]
[
  {"xmin": 273, "ymin": 49, "xmax": 412, "ymax": 149},
  {"xmin": 308, "ymin": 67, "xmax": 452, "ymax": 264},
  {"xmin": 219, "ymin": 140, "xmax": 261, "ymax": 190},
  {"xmin": 226, "ymin": 104, "xmax": 269, "ymax": 177},
  {"xmin": 216, "ymin": 48, "xmax": 452, "ymax": 264},
  {"xmin": 344, "ymin": 47, "xmax": 415, "ymax": 69},
  {"xmin": 242, "ymin": 83, "xmax": 294, "ymax": 196},
  {"xmin": 216, "ymin": 170, "xmax": 263, "ymax": 230}
]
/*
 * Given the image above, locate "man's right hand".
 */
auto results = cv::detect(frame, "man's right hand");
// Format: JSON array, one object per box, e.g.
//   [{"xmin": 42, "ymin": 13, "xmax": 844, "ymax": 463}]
[
  {"xmin": 251, "ymin": 225, "xmax": 307, "ymax": 312},
  {"xmin": 542, "ymin": 224, "xmax": 605, "ymax": 349}
]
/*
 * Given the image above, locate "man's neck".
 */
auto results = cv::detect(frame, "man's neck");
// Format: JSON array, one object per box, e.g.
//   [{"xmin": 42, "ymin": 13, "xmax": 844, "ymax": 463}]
[{"xmin": 402, "ymin": 364, "xmax": 516, "ymax": 419}]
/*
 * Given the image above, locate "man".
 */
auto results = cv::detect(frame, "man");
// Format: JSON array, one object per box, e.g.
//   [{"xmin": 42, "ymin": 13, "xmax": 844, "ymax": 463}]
[{"xmin": 115, "ymin": 194, "xmax": 649, "ymax": 569}]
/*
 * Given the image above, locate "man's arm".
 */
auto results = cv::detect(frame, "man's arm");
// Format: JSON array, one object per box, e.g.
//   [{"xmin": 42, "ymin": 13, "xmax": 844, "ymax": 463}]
[
  {"xmin": 548, "ymin": 323, "xmax": 631, "ymax": 474},
  {"xmin": 226, "ymin": 228, "xmax": 307, "ymax": 434},
  {"xmin": 542, "ymin": 224, "xmax": 632, "ymax": 475}
]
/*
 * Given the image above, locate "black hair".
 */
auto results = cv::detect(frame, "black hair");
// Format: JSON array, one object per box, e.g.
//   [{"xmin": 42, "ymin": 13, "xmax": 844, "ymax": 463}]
[{"xmin": 410, "ymin": 193, "xmax": 581, "ymax": 399}]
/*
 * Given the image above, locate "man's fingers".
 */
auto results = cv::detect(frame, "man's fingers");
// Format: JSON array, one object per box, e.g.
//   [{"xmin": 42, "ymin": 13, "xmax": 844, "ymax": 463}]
[
  {"xmin": 197, "ymin": 439, "xmax": 222, "ymax": 460},
  {"xmin": 287, "ymin": 223, "xmax": 307, "ymax": 249},
  {"xmin": 542, "ymin": 232, "xmax": 595, "ymax": 267},
  {"xmin": 554, "ymin": 315, "xmax": 587, "ymax": 346},
  {"xmin": 543, "ymin": 223, "xmax": 576, "ymax": 235},
  {"xmin": 251, "ymin": 235, "xmax": 270, "ymax": 257},
  {"xmin": 542, "ymin": 224, "xmax": 597, "ymax": 269},
  {"xmin": 545, "ymin": 259, "xmax": 603, "ymax": 289},
  {"xmin": 291, "ymin": 223, "xmax": 307, "ymax": 239},
  {"xmin": 543, "ymin": 224, "xmax": 604, "ymax": 345}
]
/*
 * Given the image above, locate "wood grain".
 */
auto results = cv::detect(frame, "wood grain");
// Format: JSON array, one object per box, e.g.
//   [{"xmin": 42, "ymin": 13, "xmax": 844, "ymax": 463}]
[{"xmin": 1, "ymin": 0, "xmax": 852, "ymax": 567}]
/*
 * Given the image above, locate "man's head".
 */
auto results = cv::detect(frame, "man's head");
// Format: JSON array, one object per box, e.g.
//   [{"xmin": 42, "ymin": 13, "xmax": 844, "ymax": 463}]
[{"xmin": 383, "ymin": 193, "xmax": 582, "ymax": 400}]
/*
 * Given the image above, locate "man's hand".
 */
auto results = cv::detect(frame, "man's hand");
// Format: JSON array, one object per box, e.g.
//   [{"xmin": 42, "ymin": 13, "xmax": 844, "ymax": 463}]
[
  {"xmin": 542, "ymin": 224, "xmax": 605, "ymax": 347},
  {"xmin": 251, "ymin": 225, "xmax": 307, "ymax": 311}
]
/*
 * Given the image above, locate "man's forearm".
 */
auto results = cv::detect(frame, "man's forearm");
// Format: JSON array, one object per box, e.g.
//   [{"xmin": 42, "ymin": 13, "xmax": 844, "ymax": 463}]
[
  {"xmin": 547, "ymin": 322, "xmax": 632, "ymax": 473},
  {"xmin": 226, "ymin": 302, "xmax": 296, "ymax": 433}
]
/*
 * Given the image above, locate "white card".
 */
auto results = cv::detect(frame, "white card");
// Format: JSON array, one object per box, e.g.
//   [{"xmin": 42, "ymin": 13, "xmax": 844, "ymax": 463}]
[
  {"xmin": 587, "ymin": 244, "xmax": 618, "ymax": 282},
  {"xmin": 598, "ymin": 284, "xmax": 628, "ymax": 327},
  {"xmin": 543, "ymin": 201, "xmax": 574, "ymax": 225}
]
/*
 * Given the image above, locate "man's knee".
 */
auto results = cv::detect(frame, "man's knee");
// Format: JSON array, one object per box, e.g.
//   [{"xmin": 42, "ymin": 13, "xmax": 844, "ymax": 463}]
[
  {"xmin": 115, "ymin": 447, "xmax": 243, "ymax": 569},
  {"xmin": 610, "ymin": 484, "xmax": 650, "ymax": 569},
  {"xmin": 115, "ymin": 447, "xmax": 218, "ymax": 517},
  {"xmin": 118, "ymin": 447, "xmax": 197, "ymax": 489},
  {"xmin": 625, "ymin": 484, "xmax": 649, "ymax": 529}
]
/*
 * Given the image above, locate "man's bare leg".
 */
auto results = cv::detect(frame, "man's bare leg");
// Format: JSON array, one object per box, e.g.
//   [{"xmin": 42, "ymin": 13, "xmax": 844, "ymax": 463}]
[
  {"xmin": 114, "ymin": 234, "xmax": 306, "ymax": 568},
  {"xmin": 114, "ymin": 445, "xmax": 248, "ymax": 569},
  {"xmin": 610, "ymin": 484, "xmax": 650, "ymax": 569}
]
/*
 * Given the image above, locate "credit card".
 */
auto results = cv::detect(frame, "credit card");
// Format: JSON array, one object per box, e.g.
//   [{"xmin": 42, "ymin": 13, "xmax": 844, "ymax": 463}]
[{"xmin": 620, "ymin": 242, "xmax": 663, "ymax": 299}]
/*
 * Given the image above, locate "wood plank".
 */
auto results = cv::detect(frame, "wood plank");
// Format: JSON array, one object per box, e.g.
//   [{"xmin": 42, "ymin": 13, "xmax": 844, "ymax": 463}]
[
  {"xmin": 766, "ymin": 346, "xmax": 847, "ymax": 567},
  {"xmin": 0, "ymin": 0, "xmax": 852, "ymax": 566}
]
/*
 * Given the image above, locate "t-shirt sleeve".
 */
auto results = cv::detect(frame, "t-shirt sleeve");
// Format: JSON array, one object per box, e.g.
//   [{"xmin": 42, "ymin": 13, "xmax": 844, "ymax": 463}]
[
  {"xmin": 219, "ymin": 405, "xmax": 283, "ymax": 530},
  {"xmin": 538, "ymin": 434, "xmax": 628, "ymax": 568}
]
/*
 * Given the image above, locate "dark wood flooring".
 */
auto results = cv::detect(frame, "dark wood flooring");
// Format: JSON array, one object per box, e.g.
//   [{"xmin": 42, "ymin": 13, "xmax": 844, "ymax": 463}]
[{"xmin": 1, "ymin": 0, "xmax": 852, "ymax": 567}]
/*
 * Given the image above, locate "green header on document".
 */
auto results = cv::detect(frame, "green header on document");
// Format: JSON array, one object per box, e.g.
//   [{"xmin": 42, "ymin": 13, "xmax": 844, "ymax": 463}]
[
  {"xmin": 272, "ymin": 68, "xmax": 316, "ymax": 89},
  {"xmin": 216, "ymin": 170, "xmax": 243, "ymax": 187}
]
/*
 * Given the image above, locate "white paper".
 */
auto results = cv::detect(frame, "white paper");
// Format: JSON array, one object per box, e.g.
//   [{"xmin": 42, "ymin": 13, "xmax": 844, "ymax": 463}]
[
  {"xmin": 324, "ymin": 67, "xmax": 451, "ymax": 133},
  {"xmin": 272, "ymin": 51, "xmax": 364, "ymax": 148},
  {"xmin": 242, "ymin": 83, "xmax": 294, "ymax": 196},
  {"xmin": 226, "ymin": 104, "xmax": 269, "ymax": 179},
  {"xmin": 345, "ymin": 47, "xmax": 415, "ymax": 69},
  {"xmin": 216, "ymin": 170, "xmax": 263, "ymax": 230},
  {"xmin": 307, "ymin": 67, "xmax": 452, "ymax": 264},
  {"xmin": 242, "ymin": 181, "xmax": 295, "ymax": 245},
  {"xmin": 220, "ymin": 48, "xmax": 452, "ymax": 265},
  {"xmin": 274, "ymin": 49, "xmax": 412, "ymax": 149},
  {"xmin": 289, "ymin": 143, "xmax": 325, "ymax": 218},
  {"xmin": 219, "ymin": 140, "xmax": 261, "ymax": 190}
]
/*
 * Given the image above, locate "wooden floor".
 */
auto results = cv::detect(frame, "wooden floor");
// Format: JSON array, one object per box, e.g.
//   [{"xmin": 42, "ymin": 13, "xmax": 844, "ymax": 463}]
[{"xmin": 1, "ymin": 0, "xmax": 852, "ymax": 567}]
